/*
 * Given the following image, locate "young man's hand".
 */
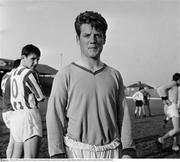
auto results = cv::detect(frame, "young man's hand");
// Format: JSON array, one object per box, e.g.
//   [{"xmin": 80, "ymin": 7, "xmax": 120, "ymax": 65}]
[
  {"xmin": 162, "ymin": 99, "xmax": 171, "ymax": 106},
  {"xmin": 122, "ymin": 154, "xmax": 132, "ymax": 158},
  {"xmin": 50, "ymin": 153, "xmax": 66, "ymax": 158}
]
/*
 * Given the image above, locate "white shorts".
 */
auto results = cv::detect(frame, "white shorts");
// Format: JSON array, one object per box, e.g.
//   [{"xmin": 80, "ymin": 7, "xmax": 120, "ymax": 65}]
[
  {"xmin": 64, "ymin": 136, "xmax": 120, "ymax": 158},
  {"xmin": 10, "ymin": 108, "xmax": 42, "ymax": 142},
  {"xmin": 2, "ymin": 111, "xmax": 14, "ymax": 128},
  {"xmin": 165, "ymin": 103, "xmax": 179, "ymax": 118}
]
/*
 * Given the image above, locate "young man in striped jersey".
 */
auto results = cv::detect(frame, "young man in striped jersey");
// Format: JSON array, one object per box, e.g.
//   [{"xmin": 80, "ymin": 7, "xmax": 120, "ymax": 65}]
[
  {"xmin": 1, "ymin": 59, "xmax": 21, "ymax": 158},
  {"xmin": 9, "ymin": 44, "xmax": 45, "ymax": 158}
]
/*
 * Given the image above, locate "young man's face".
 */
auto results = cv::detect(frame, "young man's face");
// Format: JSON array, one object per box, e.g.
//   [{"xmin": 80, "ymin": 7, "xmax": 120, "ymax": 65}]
[
  {"xmin": 22, "ymin": 53, "xmax": 39, "ymax": 69},
  {"xmin": 76, "ymin": 24, "xmax": 105, "ymax": 60},
  {"xmin": 177, "ymin": 79, "xmax": 180, "ymax": 85}
]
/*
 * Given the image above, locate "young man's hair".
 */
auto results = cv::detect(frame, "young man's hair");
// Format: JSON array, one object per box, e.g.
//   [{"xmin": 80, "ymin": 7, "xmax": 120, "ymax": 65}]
[
  {"xmin": 74, "ymin": 11, "xmax": 108, "ymax": 40},
  {"xmin": 172, "ymin": 73, "xmax": 180, "ymax": 81},
  {"xmin": 21, "ymin": 44, "xmax": 41, "ymax": 57},
  {"xmin": 13, "ymin": 59, "xmax": 21, "ymax": 68},
  {"xmin": 139, "ymin": 87, "xmax": 144, "ymax": 91}
]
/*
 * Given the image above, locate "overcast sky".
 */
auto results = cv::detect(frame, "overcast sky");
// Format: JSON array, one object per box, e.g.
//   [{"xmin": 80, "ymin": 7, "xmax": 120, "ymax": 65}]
[{"xmin": 0, "ymin": 0, "xmax": 180, "ymax": 87}]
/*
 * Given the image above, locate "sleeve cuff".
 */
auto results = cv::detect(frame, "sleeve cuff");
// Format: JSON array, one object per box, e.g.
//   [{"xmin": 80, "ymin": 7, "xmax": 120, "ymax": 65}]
[
  {"xmin": 50, "ymin": 153, "xmax": 66, "ymax": 158},
  {"xmin": 161, "ymin": 96, "xmax": 168, "ymax": 100},
  {"xmin": 122, "ymin": 148, "xmax": 137, "ymax": 158}
]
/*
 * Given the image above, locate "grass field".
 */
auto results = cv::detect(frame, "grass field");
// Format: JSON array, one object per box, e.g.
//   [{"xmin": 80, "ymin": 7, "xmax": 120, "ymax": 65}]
[{"xmin": 0, "ymin": 97, "xmax": 180, "ymax": 158}]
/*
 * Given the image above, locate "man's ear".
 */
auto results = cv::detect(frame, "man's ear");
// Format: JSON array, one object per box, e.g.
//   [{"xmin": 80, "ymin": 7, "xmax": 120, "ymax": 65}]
[
  {"xmin": 103, "ymin": 36, "xmax": 106, "ymax": 45},
  {"xmin": 76, "ymin": 35, "xmax": 80, "ymax": 45},
  {"xmin": 21, "ymin": 55, "xmax": 25, "ymax": 60}
]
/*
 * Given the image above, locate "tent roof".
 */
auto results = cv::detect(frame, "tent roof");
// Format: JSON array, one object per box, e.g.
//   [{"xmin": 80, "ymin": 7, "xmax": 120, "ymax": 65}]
[
  {"xmin": 35, "ymin": 64, "xmax": 58, "ymax": 75},
  {"xmin": 0, "ymin": 58, "xmax": 58, "ymax": 75},
  {"xmin": 127, "ymin": 81, "xmax": 154, "ymax": 89}
]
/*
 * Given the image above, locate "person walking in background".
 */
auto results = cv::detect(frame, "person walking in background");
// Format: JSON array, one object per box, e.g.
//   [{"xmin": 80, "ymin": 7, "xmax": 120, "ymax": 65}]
[
  {"xmin": 132, "ymin": 87, "xmax": 145, "ymax": 118},
  {"xmin": 157, "ymin": 73, "xmax": 180, "ymax": 151},
  {"xmin": 9, "ymin": 44, "xmax": 45, "ymax": 158},
  {"xmin": 177, "ymin": 86, "xmax": 180, "ymax": 112},
  {"xmin": 1, "ymin": 59, "xmax": 21, "ymax": 158},
  {"xmin": 143, "ymin": 88, "xmax": 152, "ymax": 117},
  {"xmin": 46, "ymin": 11, "xmax": 136, "ymax": 159}
]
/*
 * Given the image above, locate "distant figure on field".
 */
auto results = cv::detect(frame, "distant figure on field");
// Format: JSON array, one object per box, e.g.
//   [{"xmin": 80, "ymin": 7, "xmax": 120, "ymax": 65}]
[
  {"xmin": 132, "ymin": 87, "xmax": 145, "ymax": 118},
  {"xmin": 1, "ymin": 59, "xmax": 21, "ymax": 158},
  {"xmin": 157, "ymin": 73, "xmax": 180, "ymax": 151},
  {"xmin": 143, "ymin": 89, "xmax": 152, "ymax": 116}
]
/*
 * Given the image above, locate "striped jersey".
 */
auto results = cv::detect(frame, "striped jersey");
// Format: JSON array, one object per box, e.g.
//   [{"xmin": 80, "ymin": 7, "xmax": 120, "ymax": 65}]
[
  {"xmin": 10, "ymin": 66, "xmax": 45, "ymax": 110},
  {"xmin": 1, "ymin": 71, "xmax": 11, "ymax": 94},
  {"xmin": 1, "ymin": 71, "xmax": 13, "ymax": 111},
  {"xmin": 132, "ymin": 91, "xmax": 144, "ymax": 101}
]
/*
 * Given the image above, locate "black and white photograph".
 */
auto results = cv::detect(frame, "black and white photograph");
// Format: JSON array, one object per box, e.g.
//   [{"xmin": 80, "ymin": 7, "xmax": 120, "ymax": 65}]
[{"xmin": 0, "ymin": 0, "xmax": 180, "ymax": 159}]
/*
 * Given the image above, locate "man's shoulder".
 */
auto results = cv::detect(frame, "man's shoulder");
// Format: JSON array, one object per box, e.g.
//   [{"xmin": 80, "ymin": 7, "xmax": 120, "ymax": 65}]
[
  {"xmin": 12, "ymin": 66, "xmax": 33, "ymax": 79},
  {"xmin": 105, "ymin": 64, "xmax": 121, "ymax": 75},
  {"xmin": 2, "ymin": 71, "xmax": 11, "ymax": 80},
  {"xmin": 55, "ymin": 63, "xmax": 75, "ymax": 76},
  {"xmin": 134, "ymin": 91, "xmax": 140, "ymax": 95}
]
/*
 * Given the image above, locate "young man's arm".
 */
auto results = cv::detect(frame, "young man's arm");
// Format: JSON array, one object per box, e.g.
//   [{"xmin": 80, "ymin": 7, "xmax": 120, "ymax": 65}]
[
  {"xmin": 117, "ymin": 74, "xmax": 136, "ymax": 158},
  {"xmin": 132, "ymin": 92, "xmax": 137, "ymax": 101},
  {"xmin": 157, "ymin": 81, "xmax": 176, "ymax": 105},
  {"xmin": 157, "ymin": 81, "xmax": 176, "ymax": 97},
  {"xmin": 26, "ymin": 70, "xmax": 45, "ymax": 101},
  {"xmin": 1, "ymin": 73, "xmax": 13, "ymax": 112},
  {"xmin": 46, "ymin": 71, "xmax": 68, "ymax": 158},
  {"xmin": 120, "ymin": 98, "xmax": 136, "ymax": 158}
]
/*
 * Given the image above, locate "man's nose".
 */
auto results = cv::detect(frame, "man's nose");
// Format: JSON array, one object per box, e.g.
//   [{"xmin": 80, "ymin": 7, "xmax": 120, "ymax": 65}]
[{"xmin": 89, "ymin": 34, "xmax": 96, "ymax": 43}]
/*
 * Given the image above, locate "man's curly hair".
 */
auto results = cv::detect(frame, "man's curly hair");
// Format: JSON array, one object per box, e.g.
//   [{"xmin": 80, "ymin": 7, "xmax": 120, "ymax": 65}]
[
  {"xmin": 74, "ymin": 11, "xmax": 108, "ymax": 40},
  {"xmin": 172, "ymin": 73, "xmax": 180, "ymax": 81}
]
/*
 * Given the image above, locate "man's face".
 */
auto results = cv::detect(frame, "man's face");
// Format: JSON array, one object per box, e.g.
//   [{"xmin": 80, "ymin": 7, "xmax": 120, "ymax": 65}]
[
  {"xmin": 22, "ymin": 53, "xmax": 39, "ymax": 69},
  {"xmin": 76, "ymin": 24, "xmax": 105, "ymax": 59},
  {"xmin": 177, "ymin": 79, "xmax": 180, "ymax": 85}
]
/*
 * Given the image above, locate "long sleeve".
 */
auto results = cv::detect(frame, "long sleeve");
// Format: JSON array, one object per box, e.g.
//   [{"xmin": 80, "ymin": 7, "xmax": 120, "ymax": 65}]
[
  {"xmin": 117, "ymin": 76, "xmax": 136, "ymax": 157},
  {"xmin": 120, "ymin": 98, "xmax": 136, "ymax": 157},
  {"xmin": 121, "ymin": 98, "xmax": 134, "ymax": 149},
  {"xmin": 46, "ymin": 71, "xmax": 68, "ymax": 157},
  {"xmin": 1, "ymin": 74, "xmax": 13, "ymax": 112},
  {"xmin": 157, "ymin": 81, "xmax": 176, "ymax": 97},
  {"xmin": 26, "ymin": 71, "xmax": 45, "ymax": 102},
  {"xmin": 132, "ymin": 93, "xmax": 136, "ymax": 101},
  {"xmin": 132, "ymin": 91, "xmax": 143, "ymax": 101}
]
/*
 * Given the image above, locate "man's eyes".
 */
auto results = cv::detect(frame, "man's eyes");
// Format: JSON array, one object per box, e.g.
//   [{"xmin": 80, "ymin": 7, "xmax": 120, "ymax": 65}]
[
  {"xmin": 84, "ymin": 34, "xmax": 90, "ymax": 37},
  {"xmin": 31, "ymin": 58, "xmax": 39, "ymax": 61},
  {"xmin": 83, "ymin": 34, "xmax": 103, "ymax": 38}
]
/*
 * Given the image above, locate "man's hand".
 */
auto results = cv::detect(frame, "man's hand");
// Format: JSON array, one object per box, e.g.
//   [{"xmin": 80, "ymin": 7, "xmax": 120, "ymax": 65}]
[
  {"xmin": 50, "ymin": 153, "xmax": 66, "ymax": 158},
  {"xmin": 122, "ymin": 154, "xmax": 132, "ymax": 158},
  {"xmin": 162, "ymin": 99, "xmax": 171, "ymax": 106}
]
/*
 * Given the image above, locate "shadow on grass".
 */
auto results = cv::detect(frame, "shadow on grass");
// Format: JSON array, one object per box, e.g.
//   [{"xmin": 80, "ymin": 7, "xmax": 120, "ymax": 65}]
[
  {"xmin": 134, "ymin": 134, "xmax": 180, "ymax": 158},
  {"xmin": 141, "ymin": 145, "xmax": 180, "ymax": 158},
  {"xmin": 134, "ymin": 134, "xmax": 159, "ymax": 144}
]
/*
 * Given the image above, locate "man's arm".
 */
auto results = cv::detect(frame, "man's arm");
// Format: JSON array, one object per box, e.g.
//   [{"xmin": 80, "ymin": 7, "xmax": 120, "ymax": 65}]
[
  {"xmin": 132, "ymin": 92, "xmax": 137, "ymax": 101},
  {"xmin": 2, "ymin": 77, "xmax": 13, "ymax": 112},
  {"xmin": 46, "ymin": 71, "xmax": 68, "ymax": 157},
  {"xmin": 157, "ymin": 81, "xmax": 176, "ymax": 97},
  {"xmin": 157, "ymin": 81, "xmax": 176, "ymax": 105},
  {"xmin": 117, "ymin": 74, "xmax": 136, "ymax": 158},
  {"xmin": 120, "ymin": 98, "xmax": 136, "ymax": 158},
  {"xmin": 26, "ymin": 71, "xmax": 45, "ymax": 101},
  {"xmin": 1, "ymin": 73, "xmax": 13, "ymax": 112}
]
